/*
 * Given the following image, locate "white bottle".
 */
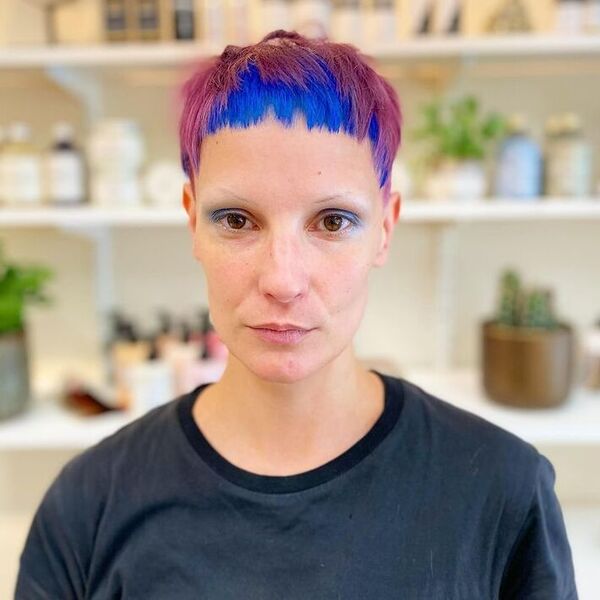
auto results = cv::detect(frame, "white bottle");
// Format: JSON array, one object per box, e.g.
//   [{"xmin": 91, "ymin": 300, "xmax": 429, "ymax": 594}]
[
  {"xmin": 44, "ymin": 122, "xmax": 86, "ymax": 206},
  {"xmin": 87, "ymin": 119, "xmax": 144, "ymax": 208},
  {"xmin": 0, "ymin": 123, "xmax": 42, "ymax": 206}
]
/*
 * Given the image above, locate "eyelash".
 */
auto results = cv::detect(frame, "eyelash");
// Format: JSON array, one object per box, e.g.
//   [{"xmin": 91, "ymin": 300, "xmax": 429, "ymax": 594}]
[{"xmin": 209, "ymin": 210, "xmax": 360, "ymax": 237}]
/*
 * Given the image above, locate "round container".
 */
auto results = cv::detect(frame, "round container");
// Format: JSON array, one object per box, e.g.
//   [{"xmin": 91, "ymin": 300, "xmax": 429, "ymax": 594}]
[{"xmin": 481, "ymin": 320, "xmax": 574, "ymax": 408}]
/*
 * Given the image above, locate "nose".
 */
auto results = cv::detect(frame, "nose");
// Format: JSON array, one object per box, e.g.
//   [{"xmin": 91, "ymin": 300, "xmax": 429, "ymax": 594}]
[{"xmin": 257, "ymin": 230, "xmax": 308, "ymax": 303}]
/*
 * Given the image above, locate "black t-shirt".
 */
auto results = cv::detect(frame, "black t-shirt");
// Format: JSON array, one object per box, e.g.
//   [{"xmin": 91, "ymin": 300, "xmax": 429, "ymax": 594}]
[{"xmin": 16, "ymin": 370, "xmax": 578, "ymax": 599}]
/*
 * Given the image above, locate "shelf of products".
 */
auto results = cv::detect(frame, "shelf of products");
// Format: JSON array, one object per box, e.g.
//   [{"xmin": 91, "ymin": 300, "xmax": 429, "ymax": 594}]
[
  {"xmin": 1, "ymin": 199, "xmax": 600, "ymax": 228},
  {"xmin": 1, "ymin": 367, "xmax": 599, "ymax": 450},
  {"xmin": 2, "ymin": 35, "xmax": 600, "ymax": 70}
]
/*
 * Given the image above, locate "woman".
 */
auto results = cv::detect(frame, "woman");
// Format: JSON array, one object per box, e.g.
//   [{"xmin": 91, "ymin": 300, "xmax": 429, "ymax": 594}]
[{"xmin": 16, "ymin": 30, "xmax": 577, "ymax": 599}]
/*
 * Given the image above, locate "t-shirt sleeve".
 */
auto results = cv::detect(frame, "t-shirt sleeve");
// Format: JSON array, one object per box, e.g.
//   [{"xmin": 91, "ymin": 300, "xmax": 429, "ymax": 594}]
[
  {"xmin": 499, "ymin": 452, "xmax": 579, "ymax": 600},
  {"xmin": 14, "ymin": 453, "xmax": 101, "ymax": 600}
]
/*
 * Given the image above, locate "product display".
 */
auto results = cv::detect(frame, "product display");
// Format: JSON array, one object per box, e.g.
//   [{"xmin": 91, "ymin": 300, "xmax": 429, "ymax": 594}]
[
  {"xmin": 103, "ymin": 307, "xmax": 228, "ymax": 413},
  {"xmin": 87, "ymin": 119, "xmax": 145, "ymax": 207},
  {"xmin": 494, "ymin": 113, "xmax": 542, "ymax": 199},
  {"xmin": 0, "ymin": 122, "xmax": 42, "ymax": 206},
  {"xmin": 43, "ymin": 122, "xmax": 86, "ymax": 205},
  {"xmin": 142, "ymin": 160, "xmax": 187, "ymax": 208},
  {"xmin": 544, "ymin": 113, "xmax": 593, "ymax": 198}
]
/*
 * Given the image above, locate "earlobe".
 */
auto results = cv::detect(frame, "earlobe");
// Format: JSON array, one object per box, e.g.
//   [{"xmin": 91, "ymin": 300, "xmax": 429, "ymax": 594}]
[
  {"xmin": 182, "ymin": 181, "xmax": 196, "ymax": 232},
  {"xmin": 373, "ymin": 191, "xmax": 401, "ymax": 268}
]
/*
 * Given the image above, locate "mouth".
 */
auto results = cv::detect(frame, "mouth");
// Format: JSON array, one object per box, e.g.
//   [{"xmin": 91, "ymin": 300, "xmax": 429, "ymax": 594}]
[{"xmin": 248, "ymin": 326, "xmax": 314, "ymax": 345}]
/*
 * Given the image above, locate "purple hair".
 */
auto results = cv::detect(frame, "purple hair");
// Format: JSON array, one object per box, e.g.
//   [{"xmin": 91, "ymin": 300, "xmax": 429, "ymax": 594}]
[{"xmin": 179, "ymin": 29, "xmax": 402, "ymax": 206}]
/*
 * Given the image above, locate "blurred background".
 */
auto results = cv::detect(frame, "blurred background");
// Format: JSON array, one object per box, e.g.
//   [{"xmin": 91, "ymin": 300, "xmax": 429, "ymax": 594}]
[{"xmin": 1, "ymin": 0, "xmax": 600, "ymax": 597}]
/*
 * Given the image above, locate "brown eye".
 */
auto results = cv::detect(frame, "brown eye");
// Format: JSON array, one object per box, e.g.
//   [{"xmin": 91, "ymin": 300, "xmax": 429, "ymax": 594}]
[
  {"xmin": 226, "ymin": 214, "xmax": 247, "ymax": 229},
  {"xmin": 323, "ymin": 214, "xmax": 344, "ymax": 232}
]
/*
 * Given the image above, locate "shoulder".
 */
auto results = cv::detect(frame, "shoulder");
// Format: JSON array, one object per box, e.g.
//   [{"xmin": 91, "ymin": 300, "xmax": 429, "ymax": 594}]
[
  {"xmin": 54, "ymin": 391, "xmax": 188, "ymax": 498},
  {"xmin": 391, "ymin": 374, "xmax": 543, "ymax": 494}
]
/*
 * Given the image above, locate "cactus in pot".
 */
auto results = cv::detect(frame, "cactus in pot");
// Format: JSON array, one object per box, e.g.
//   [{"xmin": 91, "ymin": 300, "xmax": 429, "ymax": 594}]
[
  {"xmin": 481, "ymin": 268, "xmax": 574, "ymax": 408},
  {"xmin": 0, "ymin": 241, "xmax": 53, "ymax": 420}
]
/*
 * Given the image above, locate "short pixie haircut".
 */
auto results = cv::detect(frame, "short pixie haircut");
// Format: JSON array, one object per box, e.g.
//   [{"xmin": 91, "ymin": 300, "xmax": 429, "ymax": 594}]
[{"xmin": 179, "ymin": 29, "xmax": 402, "ymax": 207}]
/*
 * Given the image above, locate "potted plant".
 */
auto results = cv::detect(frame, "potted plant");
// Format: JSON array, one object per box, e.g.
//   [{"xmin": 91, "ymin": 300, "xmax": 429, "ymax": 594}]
[
  {"xmin": 481, "ymin": 269, "xmax": 575, "ymax": 409},
  {"xmin": 0, "ymin": 241, "xmax": 53, "ymax": 420},
  {"xmin": 412, "ymin": 95, "xmax": 506, "ymax": 201}
]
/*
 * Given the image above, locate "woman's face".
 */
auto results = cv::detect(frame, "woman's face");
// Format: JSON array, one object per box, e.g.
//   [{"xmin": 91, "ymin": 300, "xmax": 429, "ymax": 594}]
[{"xmin": 183, "ymin": 114, "xmax": 400, "ymax": 383}]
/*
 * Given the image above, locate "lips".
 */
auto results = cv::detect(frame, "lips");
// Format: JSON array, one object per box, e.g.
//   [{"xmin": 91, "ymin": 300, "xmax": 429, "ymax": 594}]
[{"xmin": 251, "ymin": 323, "xmax": 311, "ymax": 332}]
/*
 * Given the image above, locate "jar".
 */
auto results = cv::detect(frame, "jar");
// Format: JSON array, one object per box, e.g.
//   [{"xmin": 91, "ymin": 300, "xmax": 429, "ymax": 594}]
[
  {"xmin": 87, "ymin": 119, "xmax": 145, "ymax": 207},
  {"xmin": 544, "ymin": 113, "xmax": 593, "ymax": 198},
  {"xmin": 494, "ymin": 113, "xmax": 542, "ymax": 199}
]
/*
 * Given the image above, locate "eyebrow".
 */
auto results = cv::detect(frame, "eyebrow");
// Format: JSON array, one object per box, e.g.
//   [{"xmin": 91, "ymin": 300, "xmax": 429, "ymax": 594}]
[{"xmin": 201, "ymin": 187, "xmax": 369, "ymax": 210}]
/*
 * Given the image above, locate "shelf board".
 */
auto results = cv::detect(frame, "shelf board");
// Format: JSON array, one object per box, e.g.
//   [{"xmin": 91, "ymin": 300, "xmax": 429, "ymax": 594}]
[
  {"xmin": 1, "ymin": 199, "xmax": 600, "ymax": 227},
  {"xmin": 2, "ymin": 35, "xmax": 600, "ymax": 69},
  {"xmin": 0, "ymin": 367, "xmax": 599, "ymax": 450}
]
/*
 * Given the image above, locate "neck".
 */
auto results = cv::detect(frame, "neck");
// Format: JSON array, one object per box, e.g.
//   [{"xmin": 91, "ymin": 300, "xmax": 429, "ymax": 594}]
[{"xmin": 192, "ymin": 348, "xmax": 384, "ymax": 476}]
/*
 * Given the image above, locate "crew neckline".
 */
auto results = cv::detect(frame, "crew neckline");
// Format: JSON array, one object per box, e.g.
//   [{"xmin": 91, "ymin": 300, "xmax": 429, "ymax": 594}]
[{"xmin": 177, "ymin": 369, "xmax": 404, "ymax": 494}]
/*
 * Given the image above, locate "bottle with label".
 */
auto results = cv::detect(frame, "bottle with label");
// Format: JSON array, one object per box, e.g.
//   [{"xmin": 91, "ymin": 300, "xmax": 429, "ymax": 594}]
[
  {"xmin": 544, "ymin": 113, "xmax": 593, "ymax": 198},
  {"xmin": 44, "ymin": 122, "xmax": 86, "ymax": 206},
  {"xmin": 494, "ymin": 114, "xmax": 542, "ymax": 199},
  {"xmin": 125, "ymin": 336, "xmax": 176, "ymax": 417},
  {"xmin": 174, "ymin": 0, "xmax": 195, "ymax": 39},
  {"xmin": 0, "ymin": 123, "xmax": 42, "ymax": 207}
]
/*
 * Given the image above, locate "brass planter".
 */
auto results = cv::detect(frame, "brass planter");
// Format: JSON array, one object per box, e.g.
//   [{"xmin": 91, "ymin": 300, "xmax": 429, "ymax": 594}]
[
  {"xmin": 0, "ymin": 328, "xmax": 31, "ymax": 420},
  {"xmin": 481, "ymin": 320, "xmax": 574, "ymax": 409}
]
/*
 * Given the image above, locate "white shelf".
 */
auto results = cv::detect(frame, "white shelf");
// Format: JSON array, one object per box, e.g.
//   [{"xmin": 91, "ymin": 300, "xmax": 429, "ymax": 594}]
[
  {"xmin": 1, "ymin": 367, "xmax": 599, "ymax": 450},
  {"xmin": 2, "ymin": 35, "xmax": 600, "ymax": 69},
  {"xmin": 1, "ymin": 198, "xmax": 600, "ymax": 228}
]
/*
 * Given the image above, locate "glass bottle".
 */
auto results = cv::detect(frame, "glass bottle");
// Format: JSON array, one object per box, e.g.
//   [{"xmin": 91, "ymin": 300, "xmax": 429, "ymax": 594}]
[
  {"xmin": 0, "ymin": 122, "xmax": 42, "ymax": 207},
  {"xmin": 544, "ymin": 113, "xmax": 593, "ymax": 198},
  {"xmin": 494, "ymin": 114, "xmax": 542, "ymax": 199},
  {"xmin": 44, "ymin": 122, "xmax": 86, "ymax": 206}
]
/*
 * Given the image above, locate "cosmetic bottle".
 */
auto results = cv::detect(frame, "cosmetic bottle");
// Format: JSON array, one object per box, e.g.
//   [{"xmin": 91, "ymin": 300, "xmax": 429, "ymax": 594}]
[
  {"xmin": 293, "ymin": 0, "xmax": 331, "ymax": 38},
  {"xmin": 44, "ymin": 122, "xmax": 86, "ymax": 206},
  {"xmin": 179, "ymin": 337, "xmax": 227, "ymax": 391},
  {"xmin": 110, "ymin": 320, "xmax": 151, "ymax": 410},
  {"xmin": 0, "ymin": 122, "xmax": 42, "ymax": 206},
  {"xmin": 544, "ymin": 113, "xmax": 593, "ymax": 198},
  {"xmin": 174, "ymin": 0, "xmax": 195, "ymax": 39},
  {"xmin": 125, "ymin": 336, "xmax": 176, "ymax": 417},
  {"xmin": 202, "ymin": 310, "xmax": 229, "ymax": 361},
  {"xmin": 154, "ymin": 309, "xmax": 179, "ymax": 358},
  {"xmin": 494, "ymin": 114, "xmax": 542, "ymax": 199}
]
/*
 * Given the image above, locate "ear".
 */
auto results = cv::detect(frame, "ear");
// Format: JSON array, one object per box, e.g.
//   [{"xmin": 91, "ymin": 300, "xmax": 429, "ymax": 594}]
[
  {"xmin": 182, "ymin": 181, "xmax": 196, "ymax": 233},
  {"xmin": 373, "ymin": 190, "xmax": 401, "ymax": 268}
]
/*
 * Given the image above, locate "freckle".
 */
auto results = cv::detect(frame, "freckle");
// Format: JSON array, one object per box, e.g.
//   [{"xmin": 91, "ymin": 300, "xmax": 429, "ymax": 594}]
[{"xmin": 317, "ymin": 171, "xmax": 321, "ymax": 175}]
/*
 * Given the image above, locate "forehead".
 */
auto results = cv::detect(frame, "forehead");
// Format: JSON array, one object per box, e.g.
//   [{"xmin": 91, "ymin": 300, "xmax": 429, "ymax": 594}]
[{"xmin": 195, "ymin": 114, "xmax": 380, "ymax": 203}]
